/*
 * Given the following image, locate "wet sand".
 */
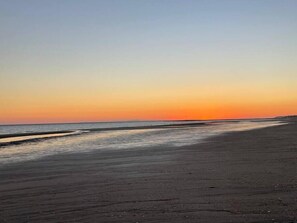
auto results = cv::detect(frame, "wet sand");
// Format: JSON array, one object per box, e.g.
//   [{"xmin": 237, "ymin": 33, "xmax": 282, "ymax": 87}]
[{"xmin": 0, "ymin": 120, "xmax": 296, "ymax": 222}]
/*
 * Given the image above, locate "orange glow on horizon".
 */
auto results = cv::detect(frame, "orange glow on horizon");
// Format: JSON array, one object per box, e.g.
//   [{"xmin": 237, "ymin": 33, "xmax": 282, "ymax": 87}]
[
  {"xmin": 1, "ymin": 78, "xmax": 296, "ymax": 124},
  {"xmin": 1, "ymin": 100, "xmax": 296, "ymax": 124}
]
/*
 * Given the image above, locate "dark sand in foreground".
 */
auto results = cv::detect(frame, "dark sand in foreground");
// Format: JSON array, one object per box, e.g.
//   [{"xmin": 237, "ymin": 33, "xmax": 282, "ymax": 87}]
[{"xmin": 0, "ymin": 121, "xmax": 297, "ymax": 222}]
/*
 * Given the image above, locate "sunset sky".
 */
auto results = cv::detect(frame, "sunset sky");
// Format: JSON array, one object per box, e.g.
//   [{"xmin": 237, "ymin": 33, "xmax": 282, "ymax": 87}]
[{"xmin": 1, "ymin": 0, "xmax": 297, "ymax": 124}]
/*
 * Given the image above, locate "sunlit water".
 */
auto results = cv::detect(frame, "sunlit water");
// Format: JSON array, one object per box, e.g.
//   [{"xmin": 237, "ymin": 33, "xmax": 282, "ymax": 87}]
[{"xmin": 0, "ymin": 120, "xmax": 284, "ymax": 165}]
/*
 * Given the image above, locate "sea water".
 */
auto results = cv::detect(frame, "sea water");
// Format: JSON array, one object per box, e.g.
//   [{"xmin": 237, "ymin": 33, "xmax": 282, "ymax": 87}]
[{"xmin": 0, "ymin": 120, "xmax": 284, "ymax": 165}]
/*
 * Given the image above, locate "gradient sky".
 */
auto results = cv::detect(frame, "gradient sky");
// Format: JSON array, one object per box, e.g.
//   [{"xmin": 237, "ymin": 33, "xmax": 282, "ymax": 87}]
[{"xmin": 1, "ymin": 0, "xmax": 297, "ymax": 124}]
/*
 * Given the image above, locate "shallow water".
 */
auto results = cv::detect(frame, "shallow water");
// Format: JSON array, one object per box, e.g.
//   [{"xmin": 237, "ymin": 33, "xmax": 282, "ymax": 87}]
[
  {"xmin": 0, "ymin": 120, "xmax": 284, "ymax": 165},
  {"xmin": 0, "ymin": 120, "xmax": 204, "ymax": 136}
]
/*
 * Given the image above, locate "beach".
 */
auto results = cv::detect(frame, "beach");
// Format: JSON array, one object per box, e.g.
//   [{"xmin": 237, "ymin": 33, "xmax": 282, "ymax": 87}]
[{"xmin": 0, "ymin": 120, "xmax": 296, "ymax": 223}]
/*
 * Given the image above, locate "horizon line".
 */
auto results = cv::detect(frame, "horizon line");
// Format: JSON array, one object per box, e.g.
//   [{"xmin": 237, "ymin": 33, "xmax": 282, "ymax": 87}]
[{"xmin": 0, "ymin": 116, "xmax": 287, "ymax": 126}]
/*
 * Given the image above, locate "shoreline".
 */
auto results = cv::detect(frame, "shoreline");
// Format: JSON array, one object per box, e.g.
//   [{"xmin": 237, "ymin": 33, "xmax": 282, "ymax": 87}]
[
  {"xmin": 0, "ymin": 121, "xmax": 296, "ymax": 222},
  {"xmin": 0, "ymin": 121, "xmax": 208, "ymax": 148},
  {"xmin": 0, "ymin": 121, "xmax": 211, "ymax": 139}
]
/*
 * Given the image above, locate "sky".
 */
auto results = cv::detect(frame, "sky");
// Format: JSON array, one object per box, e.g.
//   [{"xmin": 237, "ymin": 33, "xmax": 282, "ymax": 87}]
[{"xmin": 0, "ymin": 0, "xmax": 297, "ymax": 124}]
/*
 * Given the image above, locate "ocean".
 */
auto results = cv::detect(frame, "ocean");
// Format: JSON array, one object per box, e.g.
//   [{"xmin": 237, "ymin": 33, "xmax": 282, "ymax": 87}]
[{"xmin": 0, "ymin": 119, "xmax": 283, "ymax": 165}]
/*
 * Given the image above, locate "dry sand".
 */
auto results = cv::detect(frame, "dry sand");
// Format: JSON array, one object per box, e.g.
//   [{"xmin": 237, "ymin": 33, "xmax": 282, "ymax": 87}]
[{"xmin": 0, "ymin": 120, "xmax": 296, "ymax": 222}]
